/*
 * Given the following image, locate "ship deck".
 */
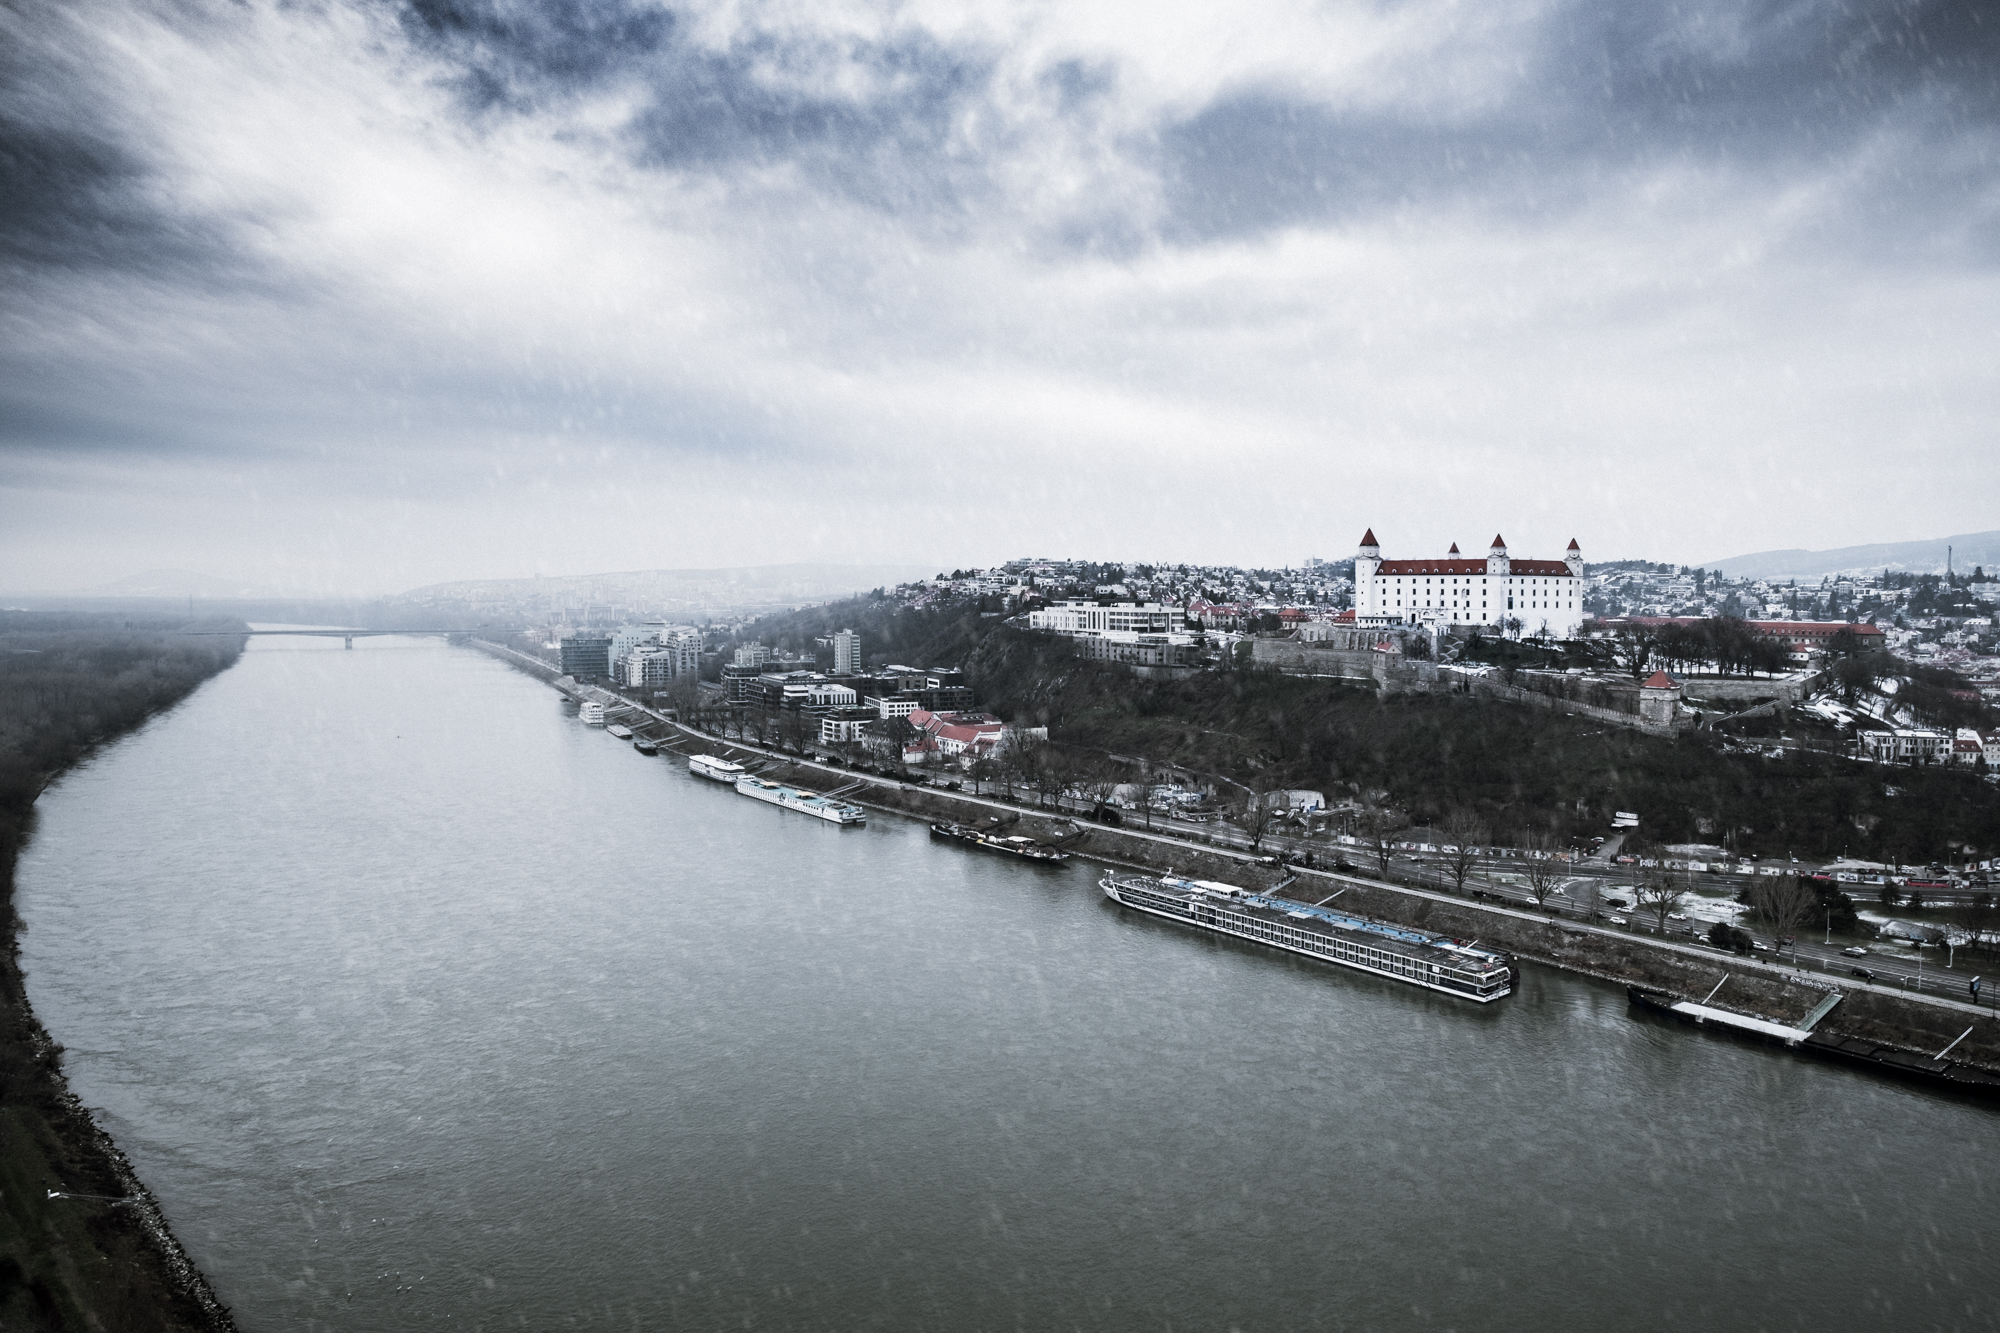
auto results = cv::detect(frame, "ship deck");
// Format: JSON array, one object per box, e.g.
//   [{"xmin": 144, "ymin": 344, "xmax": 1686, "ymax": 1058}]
[{"xmin": 1104, "ymin": 873, "xmax": 1511, "ymax": 993}]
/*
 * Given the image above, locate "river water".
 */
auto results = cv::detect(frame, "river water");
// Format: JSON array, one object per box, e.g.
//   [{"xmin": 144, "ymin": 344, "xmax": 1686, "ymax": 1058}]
[{"xmin": 17, "ymin": 633, "xmax": 2000, "ymax": 1331}]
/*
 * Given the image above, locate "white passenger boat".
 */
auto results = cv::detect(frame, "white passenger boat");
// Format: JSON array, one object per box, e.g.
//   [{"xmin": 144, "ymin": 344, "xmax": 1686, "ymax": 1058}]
[
  {"xmin": 579, "ymin": 702, "xmax": 606, "ymax": 727},
  {"xmin": 1100, "ymin": 873, "xmax": 1513, "ymax": 1002},
  {"xmin": 734, "ymin": 775, "xmax": 867, "ymax": 825},
  {"xmin": 689, "ymin": 754, "xmax": 747, "ymax": 783}
]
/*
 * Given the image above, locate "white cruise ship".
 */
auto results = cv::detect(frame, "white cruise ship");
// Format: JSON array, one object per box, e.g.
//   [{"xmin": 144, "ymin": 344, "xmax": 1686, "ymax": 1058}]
[
  {"xmin": 579, "ymin": 701, "xmax": 606, "ymax": 726},
  {"xmin": 734, "ymin": 775, "xmax": 867, "ymax": 825},
  {"xmin": 689, "ymin": 754, "xmax": 747, "ymax": 783}
]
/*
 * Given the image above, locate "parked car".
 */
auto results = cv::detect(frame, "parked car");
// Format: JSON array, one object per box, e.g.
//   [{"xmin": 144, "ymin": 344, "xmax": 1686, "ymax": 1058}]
[{"xmin": 1841, "ymin": 946, "xmax": 1869, "ymax": 957}]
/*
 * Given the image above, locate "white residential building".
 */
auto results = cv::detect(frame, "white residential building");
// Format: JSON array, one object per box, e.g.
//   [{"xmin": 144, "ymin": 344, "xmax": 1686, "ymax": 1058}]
[
  {"xmin": 615, "ymin": 624, "xmax": 701, "ymax": 688},
  {"xmin": 1859, "ymin": 728, "xmax": 1952, "ymax": 763},
  {"xmin": 1028, "ymin": 600, "xmax": 1180, "ymax": 635},
  {"xmin": 833, "ymin": 628, "xmax": 861, "ymax": 675},
  {"xmin": 1353, "ymin": 530, "xmax": 1585, "ymax": 639}
]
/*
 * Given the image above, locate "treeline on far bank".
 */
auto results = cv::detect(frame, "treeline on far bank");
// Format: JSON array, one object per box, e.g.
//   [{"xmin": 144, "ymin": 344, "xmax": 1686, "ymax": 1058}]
[
  {"xmin": 957, "ymin": 626, "xmax": 1999, "ymax": 864},
  {"xmin": 0, "ymin": 612, "xmax": 248, "ymax": 896},
  {"xmin": 0, "ymin": 610, "xmax": 244, "ymax": 1331}
]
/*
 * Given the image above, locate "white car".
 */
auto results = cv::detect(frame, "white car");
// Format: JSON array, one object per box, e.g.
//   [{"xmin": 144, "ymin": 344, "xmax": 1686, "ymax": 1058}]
[{"xmin": 1840, "ymin": 946, "xmax": 1869, "ymax": 957}]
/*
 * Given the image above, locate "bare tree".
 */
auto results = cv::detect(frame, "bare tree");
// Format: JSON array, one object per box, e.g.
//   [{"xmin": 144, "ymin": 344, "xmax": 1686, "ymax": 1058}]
[
  {"xmin": 1356, "ymin": 807, "xmax": 1406, "ymax": 880},
  {"xmin": 1633, "ymin": 867, "xmax": 1685, "ymax": 934},
  {"xmin": 1749, "ymin": 874, "xmax": 1817, "ymax": 952},
  {"xmin": 968, "ymin": 756, "xmax": 997, "ymax": 796},
  {"xmin": 1612, "ymin": 623, "xmax": 1661, "ymax": 680},
  {"xmin": 1521, "ymin": 826, "xmax": 1563, "ymax": 909},
  {"xmin": 1130, "ymin": 776, "xmax": 1159, "ymax": 831},
  {"xmin": 1074, "ymin": 756, "xmax": 1122, "ymax": 820},
  {"xmin": 1441, "ymin": 809, "xmax": 1487, "ymax": 895},
  {"xmin": 1235, "ymin": 788, "xmax": 1282, "ymax": 853}
]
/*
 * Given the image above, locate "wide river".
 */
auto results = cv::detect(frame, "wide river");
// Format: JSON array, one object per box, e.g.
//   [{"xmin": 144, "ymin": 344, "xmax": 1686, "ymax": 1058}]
[{"xmin": 18, "ymin": 634, "xmax": 2000, "ymax": 1330}]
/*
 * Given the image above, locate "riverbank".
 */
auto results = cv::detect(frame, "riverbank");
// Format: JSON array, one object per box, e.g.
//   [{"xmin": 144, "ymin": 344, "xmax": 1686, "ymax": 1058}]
[
  {"xmin": 1, "ymin": 614, "xmax": 241, "ymax": 1330},
  {"xmin": 471, "ymin": 640, "xmax": 2000, "ymax": 1079}
]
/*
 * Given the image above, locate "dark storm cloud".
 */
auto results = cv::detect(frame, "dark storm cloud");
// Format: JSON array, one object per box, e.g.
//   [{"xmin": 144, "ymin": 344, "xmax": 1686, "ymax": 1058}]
[
  {"xmin": 396, "ymin": 0, "xmax": 1003, "ymax": 214},
  {"xmin": 0, "ymin": 104, "xmax": 236, "ymax": 280},
  {"xmin": 1159, "ymin": 0, "xmax": 2000, "ymax": 243},
  {"xmin": 0, "ymin": 7, "xmax": 265, "ymax": 285}
]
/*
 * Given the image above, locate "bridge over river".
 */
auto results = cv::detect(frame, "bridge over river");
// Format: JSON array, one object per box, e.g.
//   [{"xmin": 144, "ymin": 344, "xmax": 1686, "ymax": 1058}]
[{"xmin": 190, "ymin": 628, "xmax": 466, "ymax": 648}]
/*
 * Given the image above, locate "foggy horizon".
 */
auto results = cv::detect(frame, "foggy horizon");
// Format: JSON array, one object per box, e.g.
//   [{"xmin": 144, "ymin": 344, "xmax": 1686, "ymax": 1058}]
[{"xmin": 4, "ymin": 0, "xmax": 1996, "ymax": 594}]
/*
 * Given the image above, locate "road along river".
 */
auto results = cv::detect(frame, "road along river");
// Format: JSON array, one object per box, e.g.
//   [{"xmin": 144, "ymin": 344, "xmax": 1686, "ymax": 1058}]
[{"xmin": 18, "ymin": 633, "xmax": 2000, "ymax": 1330}]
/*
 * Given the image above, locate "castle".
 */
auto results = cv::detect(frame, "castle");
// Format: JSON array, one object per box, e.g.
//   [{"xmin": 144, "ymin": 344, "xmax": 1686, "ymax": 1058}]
[{"xmin": 1353, "ymin": 531, "xmax": 1585, "ymax": 639}]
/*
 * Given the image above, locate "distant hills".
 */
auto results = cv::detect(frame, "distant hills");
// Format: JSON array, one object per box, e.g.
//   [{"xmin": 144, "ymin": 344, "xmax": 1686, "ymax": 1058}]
[
  {"xmin": 74, "ymin": 569, "xmax": 292, "ymax": 599},
  {"xmin": 387, "ymin": 563, "xmax": 938, "ymax": 614},
  {"xmin": 1703, "ymin": 530, "xmax": 2000, "ymax": 582}
]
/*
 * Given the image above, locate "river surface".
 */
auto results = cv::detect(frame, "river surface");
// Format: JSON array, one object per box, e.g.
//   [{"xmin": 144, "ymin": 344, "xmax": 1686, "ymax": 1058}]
[{"xmin": 17, "ymin": 633, "xmax": 2000, "ymax": 1331}]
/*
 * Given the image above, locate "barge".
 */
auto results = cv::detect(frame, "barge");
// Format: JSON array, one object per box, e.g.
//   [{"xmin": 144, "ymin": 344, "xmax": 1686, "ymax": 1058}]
[
  {"xmin": 606, "ymin": 723, "xmax": 633, "ymax": 740},
  {"xmin": 1099, "ymin": 872, "xmax": 1513, "ymax": 1002},
  {"xmin": 1631, "ymin": 985, "xmax": 2000, "ymax": 1096},
  {"xmin": 1800, "ymin": 1029, "xmax": 2000, "ymax": 1097},
  {"xmin": 930, "ymin": 821, "xmax": 1070, "ymax": 863},
  {"xmin": 735, "ymin": 775, "xmax": 867, "ymax": 825}
]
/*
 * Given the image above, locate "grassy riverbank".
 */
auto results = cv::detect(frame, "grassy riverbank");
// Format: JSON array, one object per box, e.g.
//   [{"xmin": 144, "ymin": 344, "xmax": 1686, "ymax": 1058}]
[{"xmin": 0, "ymin": 612, "xmax": 244, "ymax": 1330}]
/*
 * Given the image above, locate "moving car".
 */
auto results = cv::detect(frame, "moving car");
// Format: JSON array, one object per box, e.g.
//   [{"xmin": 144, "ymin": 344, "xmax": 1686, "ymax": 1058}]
[
  {"xmin": 1851, "ymin": 968, "xmax": 1876, "ymax": 981},
  {"xmin": 1841, "ymin": 946, "xmax": 1869, "ymax": 957}
]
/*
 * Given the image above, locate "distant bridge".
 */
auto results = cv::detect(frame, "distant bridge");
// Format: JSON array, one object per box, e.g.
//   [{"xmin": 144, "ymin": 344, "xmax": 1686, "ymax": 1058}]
[{"xmin": 188, "ymin": 629, "xmax": 466, "ymax": 649}]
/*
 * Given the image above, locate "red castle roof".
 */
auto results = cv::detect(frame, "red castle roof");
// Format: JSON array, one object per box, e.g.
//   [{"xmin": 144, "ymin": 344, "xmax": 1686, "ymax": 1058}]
[
  {"xmin": 1567, "ymin": 538, "xmax": 1581, "ymax": 551},
  {"xmin": 1360, "ymin": 529, "xmax": 1379, "ymax": 547},
  {"xmin": 1642, "ymin": 671, "xmax": 1678, "ymax": 689},
  {"xmin": 1491, "ymin": 534, "xmax": 1506, "ymax": 549},
  {"xmin": 1376, "ymin": 558, "xmax": 1574, "ymax": 576},
  {"xmin": 1448, "ymin": 543, "xmax": 1461, "ymax": 554}
]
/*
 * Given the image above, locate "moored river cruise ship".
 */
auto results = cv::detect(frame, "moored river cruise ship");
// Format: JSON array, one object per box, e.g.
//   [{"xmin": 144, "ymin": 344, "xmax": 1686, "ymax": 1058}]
[
  {"xmin": 1100, "ymin": 873, "xmax": 1514, "ymax": 1002},
  {"xmin": 734, "ymin": 775, "xmax": 868, "ymax": 825},
  {"xmin": 689, "ymin": 754, "xmax": 748, "ymax": 782}
]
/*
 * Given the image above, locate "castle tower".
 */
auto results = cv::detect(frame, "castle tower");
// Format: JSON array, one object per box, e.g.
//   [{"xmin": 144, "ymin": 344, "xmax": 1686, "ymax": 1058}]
[
  {"xmin": 1356, "ymin": 529, "xmax": 1381, "ymax": 581},
  {"xmin": 1565, "ymin": 538, "xmax": 1584, "ymax": 580},
  {"xmin": 1486, "ymin": 534, "xmax": 1510, "ymax": 578}
]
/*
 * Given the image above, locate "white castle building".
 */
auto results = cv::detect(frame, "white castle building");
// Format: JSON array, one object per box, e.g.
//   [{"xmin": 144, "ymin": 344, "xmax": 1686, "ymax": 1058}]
[{"xmin": 1354, "ymin": 531, "xmax": 1585, "ymax": 639}]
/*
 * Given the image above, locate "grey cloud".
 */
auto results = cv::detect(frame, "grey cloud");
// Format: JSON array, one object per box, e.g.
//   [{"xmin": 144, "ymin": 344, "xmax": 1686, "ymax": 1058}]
[
  {"xmin": 397, "ymin": 0, "xmax": 1007, "ymax": 216},
  {"xmin": 1158, "ymin": 0, "xmax": 2000, "ymax": 244}
]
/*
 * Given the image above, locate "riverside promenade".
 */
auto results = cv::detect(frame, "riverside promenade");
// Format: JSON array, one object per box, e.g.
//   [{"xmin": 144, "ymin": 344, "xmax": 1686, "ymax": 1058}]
[{"xmin": 471, "ymin": 639, "xmax": 2000, "ymax": 1070}]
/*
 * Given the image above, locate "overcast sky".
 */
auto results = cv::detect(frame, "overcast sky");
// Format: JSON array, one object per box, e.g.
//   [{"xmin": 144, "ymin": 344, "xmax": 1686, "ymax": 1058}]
[{"xmin": 3, "ymin": 0, "xmax": 1995, "ymax": 594}]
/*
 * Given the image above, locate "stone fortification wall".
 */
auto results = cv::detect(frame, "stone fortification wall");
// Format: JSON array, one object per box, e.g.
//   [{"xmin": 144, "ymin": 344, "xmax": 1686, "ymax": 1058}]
[
  {"xmin": 1249, "ymin": 638, "xmax": 1686, "ymax": 734},
  {"xmin": 1679, "ymin": 670, "xmax": 1826, "ymax": 703}
]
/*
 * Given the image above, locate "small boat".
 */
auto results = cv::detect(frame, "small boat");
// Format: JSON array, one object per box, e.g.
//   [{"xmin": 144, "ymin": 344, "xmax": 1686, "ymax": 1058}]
[{"xmin": 632, "ymin": 736, "xmax": 659, "ymax": 755}]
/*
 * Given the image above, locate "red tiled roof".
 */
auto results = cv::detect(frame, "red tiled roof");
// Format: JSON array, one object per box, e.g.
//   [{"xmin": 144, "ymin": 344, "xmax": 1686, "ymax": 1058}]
[
  {"xmin": 1378, "ymin": 559, "xmax": 1489, "ymax": 575},
  {"xmin": 1567, "ymin": 538, "xmax": 1581, "ymax": 551},
  {"xmin": 1375, "ymin": 558, "xmax": 1575, "ymax": 575},
  {"xmin": 1448, "ymin": 543, "xmax": 1461, "ymax": 554},
  {"xmin": 1643, "ymin": 671, "xmax": 1678, "ymax": 689},
  {"xmin": 1360, "ymin": 529, "xmax": 1379, "ymax": 547},
  {"xmin": 1491, "ymin": 534, "xmax": 1506, "ymax": 549}
]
